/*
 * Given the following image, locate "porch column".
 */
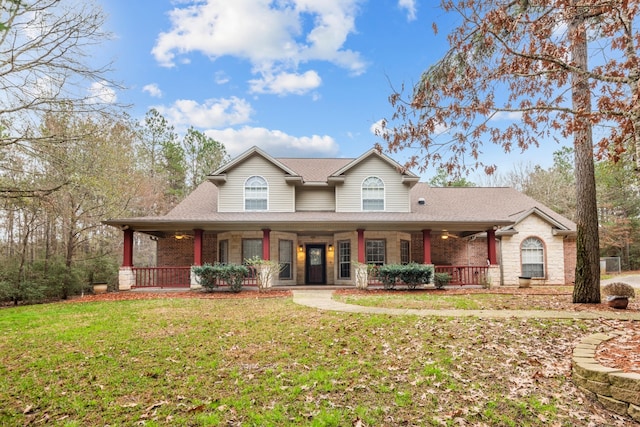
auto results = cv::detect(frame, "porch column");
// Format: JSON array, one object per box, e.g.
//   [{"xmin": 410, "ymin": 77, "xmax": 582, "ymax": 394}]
[
  {"xmin": 422, "ymin": 229, "xmax": 432, "ymax": 264},
  {"xmin": 193, "ymin": 229, "xmax": 204, "ymax": 266},
  {"xmin": 487, "ymin": 229, "xmax": 497, "ymax": 265},
  {"xmin": 123, "ymin": 228, "xmax": 134, "ymax": 267},
  {"xmin": 357, "ymin": 229, "xmax": 365, "ymax": 263},
  {"xmin": 262, "ymin": 228, "xmax": 271, "ymax": 260}
]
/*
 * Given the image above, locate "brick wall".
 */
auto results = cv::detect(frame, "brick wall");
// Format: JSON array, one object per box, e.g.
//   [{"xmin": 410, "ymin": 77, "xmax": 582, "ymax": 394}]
[
  {"xmin": 156, "ymin": 233, "xmax": 217, "ymax": 266},
  {"xmin": 410, "ymin": 233, "xmax": 424, "ymax": 263},
  {"xmin": 563, "ymin": 237, "xmax": 576, "ymax": 285},
  {"xmin": 410, "ymin": 232, "xmax": 489, "ymax": 265}
]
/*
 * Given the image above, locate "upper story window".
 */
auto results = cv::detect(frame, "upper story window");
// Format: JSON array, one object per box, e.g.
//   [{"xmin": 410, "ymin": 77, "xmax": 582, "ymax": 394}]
[
  {"xmin": 521, "ymin": 237, "xmax": 544, "ymax": 278},
  {"xmin": 362, "ymin": 176, "xmax": 384, "ymax": 211},
  {"xmin": 245, "ymin": 176, "xmax": 268, "ymax": 211}
]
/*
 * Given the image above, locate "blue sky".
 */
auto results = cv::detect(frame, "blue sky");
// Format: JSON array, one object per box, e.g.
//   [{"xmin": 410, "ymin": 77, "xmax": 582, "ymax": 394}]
[{"xmin": 98, "ymin": 0, "xmax": 565, "ymax": 180}]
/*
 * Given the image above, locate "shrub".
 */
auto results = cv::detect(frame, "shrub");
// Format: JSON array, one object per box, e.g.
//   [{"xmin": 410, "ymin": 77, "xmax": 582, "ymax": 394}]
[
  {"xmin": 245, "ymin": 257, "xmax": 282, "ymax": 292},
  {"xmin": 192, "ymin": 264, "xmax": 220, "ymax": 291},
  {"xmin": 220, "ymin": 264, "xmax": 249, "ymax": 293},
  {"xmin": 85, "ymin": 257, "xmax": 119, "ymax": 288},
  {"xmin": 601, "ymin": 282, "xmax": 635, "ymax": 299},
  {"xmin": 352, "ymin": 262, "xmax": 369, "ymax": 290},
  {"xmin": 0, "ymin": 280, "xmax": 46, "ymax": 306},
  {"xmin": 377, "ymin": 263, "xmax": 434, "ymax": 290},
  {"xmin": 434, "ymin": 272, "xmax": 451, "ymax": 289},
  {"xmin": 192, "ymin": 264, "xmax": 249, "ymax": 293}
]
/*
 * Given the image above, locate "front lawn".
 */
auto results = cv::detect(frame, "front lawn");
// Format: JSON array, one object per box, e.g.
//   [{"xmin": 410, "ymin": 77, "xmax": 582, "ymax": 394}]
[
  {"xmin": 0, "ymin": 297, "xmax": 634, "ymax": 426},
  {"xmin": 334, "ymin": 287, "xmax": 640, "ymax": 312}
]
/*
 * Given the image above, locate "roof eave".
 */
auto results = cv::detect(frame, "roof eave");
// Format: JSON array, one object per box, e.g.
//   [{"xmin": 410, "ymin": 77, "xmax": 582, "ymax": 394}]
[
  {"xmin": 552, "ymin": 229, "xmax": 577, "ymax": 237},
  {"xmin": 285, "ymin": 176, "xmax": 303, "ymax": 185},
  {"xmin": 207, "ymin": 174, "xmax": 226, "ymax": 184}
]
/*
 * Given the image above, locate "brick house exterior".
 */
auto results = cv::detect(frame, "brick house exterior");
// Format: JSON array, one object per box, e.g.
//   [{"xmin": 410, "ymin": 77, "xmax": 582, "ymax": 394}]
[{"xmin": 105, "ymin": 146, "xmax": 577, "ymax": 289}]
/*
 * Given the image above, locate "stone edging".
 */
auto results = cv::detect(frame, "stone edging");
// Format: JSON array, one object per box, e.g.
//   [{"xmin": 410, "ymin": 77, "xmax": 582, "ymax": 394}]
[{"xmin": 572, "ymin": 332, "xmax": 640, "ymax": 422}]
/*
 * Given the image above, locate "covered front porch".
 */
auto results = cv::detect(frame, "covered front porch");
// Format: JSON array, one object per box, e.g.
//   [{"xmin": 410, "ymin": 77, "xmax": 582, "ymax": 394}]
[{"xmin": 115, "ymin": 225, "xmax": 502, "ymax": 290}]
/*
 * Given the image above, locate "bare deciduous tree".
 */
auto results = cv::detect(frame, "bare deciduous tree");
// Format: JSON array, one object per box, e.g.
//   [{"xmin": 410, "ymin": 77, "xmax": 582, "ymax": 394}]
[{"xmin": 0, "ymin": 0, "xmax": 118, "ymax": 197}]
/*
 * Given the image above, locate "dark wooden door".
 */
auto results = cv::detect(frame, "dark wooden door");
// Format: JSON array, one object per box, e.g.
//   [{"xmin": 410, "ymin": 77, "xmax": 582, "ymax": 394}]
[{"xmin": 305, "ymin": 245, "xmax": 326, "ymax": 285}]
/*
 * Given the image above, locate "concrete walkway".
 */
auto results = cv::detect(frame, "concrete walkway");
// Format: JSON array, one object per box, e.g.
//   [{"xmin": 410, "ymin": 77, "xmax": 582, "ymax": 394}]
[{"xmin": 292, "ymin": 290, "xmax": 640, "ymax": 320}]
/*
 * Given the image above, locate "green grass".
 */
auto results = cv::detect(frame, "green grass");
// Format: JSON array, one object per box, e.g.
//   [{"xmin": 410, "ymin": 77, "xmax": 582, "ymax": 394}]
[
  {"xmin": 0, "ymin": 297, "xmax": 626, "ymax": 426},
  {"xmin": 335, "ymin": 291, "xmax": 572, "ymax": 310}
]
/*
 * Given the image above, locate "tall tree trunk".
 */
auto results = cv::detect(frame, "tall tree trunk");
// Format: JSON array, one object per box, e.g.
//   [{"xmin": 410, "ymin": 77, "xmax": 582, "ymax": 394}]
[{"xmin": 571, "ymin": 5, "xmax": 600, "ymax": 303}]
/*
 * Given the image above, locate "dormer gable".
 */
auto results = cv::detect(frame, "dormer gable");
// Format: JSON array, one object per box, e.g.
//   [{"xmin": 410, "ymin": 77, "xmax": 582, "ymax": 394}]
[
  {"xmin": 328, "ymin": 149, "xmax": 419, "ymax": 187},
  {"xmin": 208, "ymin": 146, "xmax": 298, "ymax": 213},
  {"xmin": 207, "ymin": 146, "xmax": 302, "ymax": 185},
  {"xmin": 332, "ymin": 149, "xmax": 419, "ymax": 213}
]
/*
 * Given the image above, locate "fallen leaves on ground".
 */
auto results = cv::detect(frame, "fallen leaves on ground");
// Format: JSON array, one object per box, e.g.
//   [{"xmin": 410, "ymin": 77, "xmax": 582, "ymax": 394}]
[
  {"xmin": 596, "ymin": 322, "xmax": 640, "ymax": 374},
  {"xmin": 68, "ymin": 289, "xmax": 292, "ymax": 303}
]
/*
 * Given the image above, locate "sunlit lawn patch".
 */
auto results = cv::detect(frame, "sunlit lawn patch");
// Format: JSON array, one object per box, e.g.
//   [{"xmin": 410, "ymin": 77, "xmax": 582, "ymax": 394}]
[
  {"xmin": 334, "ymin": 289, "xmax": 584, "ymax": 311},
  {"xmin": 0, "ymin": 297, "xmax": 632, "ymax": 426}
]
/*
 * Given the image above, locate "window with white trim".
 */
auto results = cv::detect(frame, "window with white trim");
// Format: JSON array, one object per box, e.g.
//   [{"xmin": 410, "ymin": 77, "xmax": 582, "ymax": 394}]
[
  {"xmin": 219, "ymin": 240, "xmax": 228, "ymax": 264},
  {"xmin": 242, "ymin": 239, "xmax": 262, "ymax": 262},
  {"xmin": 245, "ymin": 176, "xmax": 268, "ymax": 211},
  {"xmin": 362, "ymin": 176, "xmax": 384, "ymax": 211},
  {"xmin": 338, "ymin": 240, "xmax": 351, "ymax": 279},
  {"xmin": 521, "ymin": 237, "xmax": 544, "ymax": 278},
  {"xmin": 400, "ymin": 240, "xmax": 410, "ymax": 264},
  {"xmin": 365, "ymin": 239, "xmax": 385, "ymax": 266},
  {"xmin": 279, "ymin": 240, "xmax": 293, "ymax": 280}
]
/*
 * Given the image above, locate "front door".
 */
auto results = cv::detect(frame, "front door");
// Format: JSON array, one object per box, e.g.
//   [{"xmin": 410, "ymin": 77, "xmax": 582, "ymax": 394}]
[{"xmin": 305, "ymin": 245, "xmax": 326, "ymax": 285}]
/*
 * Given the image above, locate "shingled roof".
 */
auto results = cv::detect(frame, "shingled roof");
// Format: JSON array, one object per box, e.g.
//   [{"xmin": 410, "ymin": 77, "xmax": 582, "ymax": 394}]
[
  {"xmin": 104, "ymin": 180, "xmax": 575, "ymax": 236},
  {"xmin": 277, "ymin": 158, "xmax": 352, "ymax": 183}
]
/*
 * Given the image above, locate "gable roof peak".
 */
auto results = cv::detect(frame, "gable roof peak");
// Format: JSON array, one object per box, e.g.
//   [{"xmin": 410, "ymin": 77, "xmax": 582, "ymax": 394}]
[
  {"xmin": 330, "ymin": 148, "xmax": 419, "ymax": 179},
  {"xmin": 208, "ymin": 145, "xmax": 299, "ymax": 178}
]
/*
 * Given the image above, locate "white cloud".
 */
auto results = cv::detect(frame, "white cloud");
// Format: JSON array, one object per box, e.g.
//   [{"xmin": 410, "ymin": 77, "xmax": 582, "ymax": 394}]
[
  {"xmin": 142, "ymin": 83, "xmax": 163, "ymax": 98},
  {"xmin": 88, "ymin": 80, "xmax": 117, "ymax": 104},
  {"xmin": 491, "ymin": 111, "xmax": 523, "ymax": 121},
  {"xmin": 151, "ymin": 0, "xmax": 366, "ymax": 93},
  {"xmin": 154, "ymin": 96, "xmax": 253, "ymax": 128},
  {"xmin": 249, "ymin": 70, "xmax": 321, "ymax": 95},
  {"xmin": 214, "ymin": 71, "xmax": 230, "ymax": 85},
  {"xmin": 370, "ymin": 119, "xmax": 386, "ymax": 136},
  {"xmin": 204, "ymin": 126, "xmax": 340, "ymax": 157},
  {"xmin": 398, "ymin": 0, "xmax": 417, "ymax": 21}
]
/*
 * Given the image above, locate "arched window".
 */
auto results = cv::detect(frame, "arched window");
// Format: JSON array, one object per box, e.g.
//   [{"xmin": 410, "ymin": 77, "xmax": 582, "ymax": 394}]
[
  {"xmin": 245, "ymin": 176, "xmax": 268, "ymax": 211},
  {"xmin": 521, "ymin": 237, "xmax": 544, "ymax": 278},
  {"xmin": 362, "ymin": 176, "xmax": 384, "ymax": 211}
]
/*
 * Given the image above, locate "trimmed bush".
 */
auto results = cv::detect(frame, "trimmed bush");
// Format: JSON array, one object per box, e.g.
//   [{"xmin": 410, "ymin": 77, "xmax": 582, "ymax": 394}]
[
  {"xmin": 377, "ymin": 263, "xmax": 434, "ymax": 290},
  {"xmin": 192, "ymin": 264, "xmax": 249, "ymax": 293},
  {"xmin": 192, "ymin": 264, "xmax": 220, "ymax": 290}
]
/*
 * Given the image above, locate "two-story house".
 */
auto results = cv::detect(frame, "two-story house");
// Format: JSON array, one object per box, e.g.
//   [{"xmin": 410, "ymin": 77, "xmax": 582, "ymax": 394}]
[{"xmin": 104, "ymin": 146, "xmax": 577, "ymax": 289}]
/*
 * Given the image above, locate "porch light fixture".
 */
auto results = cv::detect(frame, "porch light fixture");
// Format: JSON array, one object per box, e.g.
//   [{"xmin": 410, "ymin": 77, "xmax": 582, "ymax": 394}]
[
  {"xmin": 441, "ymin": 234, "xmax": 449, "ymax": 240},
  {"xmin": 328, "ymin": 244, "xmax": 333, "ymax": 251},
  {"xmin": 298, "ymin": 244, "xmax": 304, "ymax": 252}
]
